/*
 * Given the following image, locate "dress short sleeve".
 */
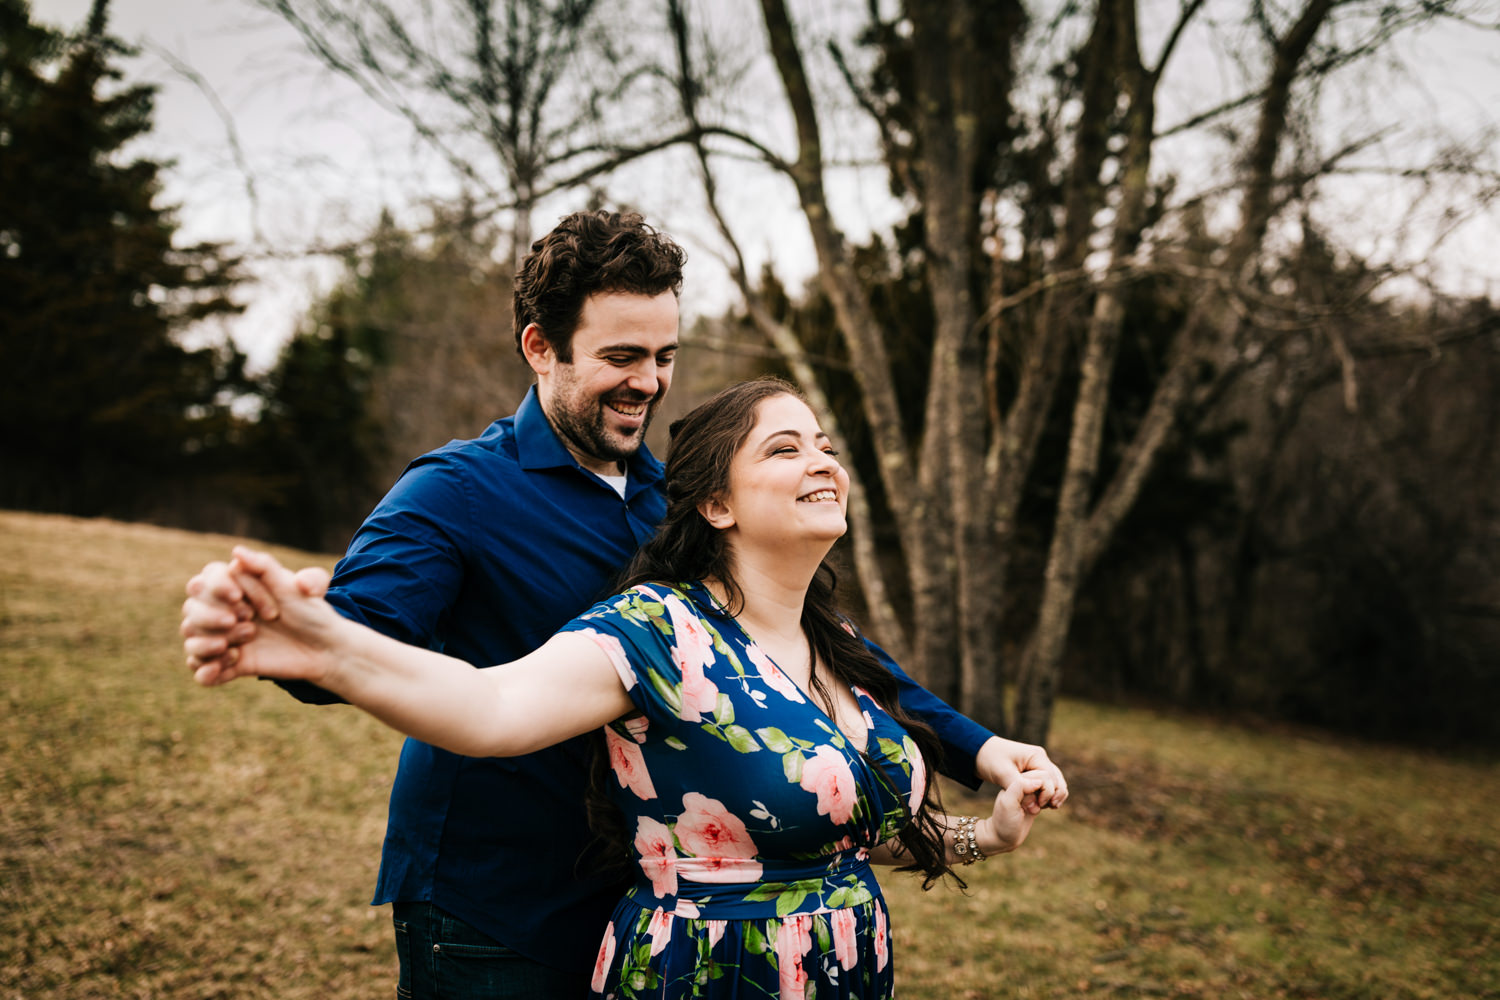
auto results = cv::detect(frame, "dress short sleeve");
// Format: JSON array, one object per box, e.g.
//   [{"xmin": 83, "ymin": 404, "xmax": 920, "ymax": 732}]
[{"xmin": 559, "ymin": 584, "xmax": 725, "ymax": 727}]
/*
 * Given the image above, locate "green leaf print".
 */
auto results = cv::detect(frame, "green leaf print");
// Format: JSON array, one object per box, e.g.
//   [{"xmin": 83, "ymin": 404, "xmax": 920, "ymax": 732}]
[
  {"xmin": 782, "ymin": 750, "xmax": 806, "ymax": 783},
  {"xmin": 775, "ymin": 891, "xmax": 809, "ymax": 918},
  {"xmin": 813, "ymin": 717, "xmax": 847, "ymax": 748},
  {"xmin": 647, "ymin": 668, "xmax": 683, "ymax": 715},
  {"xmin": 724, "ymin": 724, "xmax": 760, "ymax": 753},
  {"xmin": 840, "ymin": 878, "xmax": 875, "ymax": 907},
  {"xmin": 617, "ymin": 592, "xmax": 667, "ymax": 627},
  {"xmin": 714, "ymin": 693, "xmax": 735, "ymax": 726},
  {"xmin": 755, "ymin": 726, "xmax": 795, "ymax": 753},
  {"xmin": 745, "ymin": 921, "xmax": 770, "ymax": 956},
  {"xmin": 664, "ymin": 736, "xmax": 688, "ymax": 751},
  {"xmin": 775, "ymin": 880, "xmax": 819, "ymax": 917},
  {"xmin": 744, "ymin": 882, "xmax": 789, "ymax": 902}
]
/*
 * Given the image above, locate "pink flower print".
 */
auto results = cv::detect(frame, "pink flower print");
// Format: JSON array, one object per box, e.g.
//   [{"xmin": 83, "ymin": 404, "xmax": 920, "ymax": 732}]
[
  {"xmin": 673, "ymin": 898, "xmax": 700, "ymax": 919},
  {"xmin": 605, "ymin": 725, "xmax": 657, "ymax": 801},
  {"xmin": 590, "ymin": 923, "xmax": 615, "ymax": 994},
  {"xmin": 874, "ymin": 903, "xmax": 889, "ymax": 972},
  {"xmin": 673, "ymin": 793, "xmax": 760, "ymax": 880},
  {"xmin": 746, "ymin": 643, "xmax": 805, "ymax": 703},
  {"xmin": 646, "ymin": 908, "xmax": 673, "ymax": 957},
  {"xmin": 664, "ymin": 592, "xmax": 716, "ymax": 669},
  {"xmin": 663, "ymin": 593, "xmax": 720, "ymax": 721},
  {"xmin": 775, "ymin": 915, "xmax": 814, "ymax": 1000},
  {"xmin": 830, "ymin": 908, "xmax": 859, "ymax": 970},
  {"xmin": 678, "ymin": 658, "xmax": 720, "ymax": 723},
  {"xmin": 799, "ymin": 745, "xmax": 857, "ymax": 826},
  {"xmin": 674, "ymin": 855, "xmax": 764, "ymax": 884},
  {"xmin": 707, "ymin": 919, "xmax": 728, "ymax": 948},
  {"xmin": 581, "ymin": 629, "xmax": 635, "ymax": 691},
  {"xmin": 634, "ymin": 816, "xmax": 678, "ymax": 898},
  {"xmin": 906, "ymin": 737, "xmax": 927, "ymax": 818}
]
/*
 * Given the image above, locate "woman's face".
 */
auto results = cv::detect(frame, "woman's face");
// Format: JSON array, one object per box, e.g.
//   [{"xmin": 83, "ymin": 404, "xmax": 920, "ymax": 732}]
[{"xmin": 706, "ymin": 393, "xmax": 849, "ymax": 549}]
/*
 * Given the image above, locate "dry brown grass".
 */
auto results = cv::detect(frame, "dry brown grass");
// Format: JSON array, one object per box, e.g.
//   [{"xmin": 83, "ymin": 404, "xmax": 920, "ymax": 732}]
[{"xmin": 2, "ymin": 511, "xmax": 1497, "ymax": 999}]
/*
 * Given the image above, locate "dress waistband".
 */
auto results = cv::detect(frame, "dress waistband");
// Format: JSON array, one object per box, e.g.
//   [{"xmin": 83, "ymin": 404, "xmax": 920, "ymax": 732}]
[{"xmin": 625, "ymin": 848, "xmax": 882, "ymax": 920}]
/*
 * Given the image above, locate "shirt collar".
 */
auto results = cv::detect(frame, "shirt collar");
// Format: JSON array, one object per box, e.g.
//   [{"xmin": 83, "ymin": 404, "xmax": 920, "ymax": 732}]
[{"xmin": 514, "ymin": 385, "xmax": 664, "ymax": 488}]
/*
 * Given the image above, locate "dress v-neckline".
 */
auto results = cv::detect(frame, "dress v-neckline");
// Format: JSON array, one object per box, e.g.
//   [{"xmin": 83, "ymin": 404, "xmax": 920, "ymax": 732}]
[{"xmin": 687, "ymin": 582, "xmax": 872, "ymax": 756}]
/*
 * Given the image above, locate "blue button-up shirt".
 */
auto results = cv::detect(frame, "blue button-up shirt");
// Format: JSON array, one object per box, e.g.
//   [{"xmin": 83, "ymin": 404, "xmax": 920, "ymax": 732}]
[{"xmin": 287, "ymin": 387, "xmax": 994, "ymax": 974}]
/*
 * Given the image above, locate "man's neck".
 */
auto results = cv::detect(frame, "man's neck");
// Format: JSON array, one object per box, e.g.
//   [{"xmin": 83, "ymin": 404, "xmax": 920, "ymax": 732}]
[{"xmin": 568, "ymin": 446, "xmax": 625, "ymax": 479}]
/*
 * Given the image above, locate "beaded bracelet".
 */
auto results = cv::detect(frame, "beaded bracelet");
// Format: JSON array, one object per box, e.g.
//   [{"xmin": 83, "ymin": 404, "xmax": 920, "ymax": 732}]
[{"xmin": 953, "ymin": 816, "xmax": 987, "ymax": 865}]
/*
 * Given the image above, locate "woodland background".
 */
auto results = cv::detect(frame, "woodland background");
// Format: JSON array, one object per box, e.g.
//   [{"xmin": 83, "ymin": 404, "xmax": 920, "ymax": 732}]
[{"xmin": 3, "ymin": 0, "xmax": 1499, "ymax": 749}]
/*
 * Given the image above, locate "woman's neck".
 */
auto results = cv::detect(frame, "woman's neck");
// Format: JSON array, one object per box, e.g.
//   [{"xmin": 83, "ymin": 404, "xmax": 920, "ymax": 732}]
[{"xmin": 707, "ymin": 543, "xmax": 823, "ymax": 640}]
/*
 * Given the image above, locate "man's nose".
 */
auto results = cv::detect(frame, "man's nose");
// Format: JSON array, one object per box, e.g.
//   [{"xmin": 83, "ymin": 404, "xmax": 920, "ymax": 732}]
[{"xmin": 624, "ymin": 361, "xmax": 661, "ymax": 397}]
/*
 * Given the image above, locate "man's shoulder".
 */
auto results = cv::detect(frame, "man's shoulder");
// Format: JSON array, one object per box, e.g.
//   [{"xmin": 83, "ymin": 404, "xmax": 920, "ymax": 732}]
[{"xmin": 403, "ymin": 418, "xmax": 520, "ymax": 476}]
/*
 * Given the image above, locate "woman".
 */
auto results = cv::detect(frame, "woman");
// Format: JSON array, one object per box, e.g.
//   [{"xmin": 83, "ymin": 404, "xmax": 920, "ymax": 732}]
[{"xmin": 187, "ymin": 378, "xmax": 1047, "ymax": 998}]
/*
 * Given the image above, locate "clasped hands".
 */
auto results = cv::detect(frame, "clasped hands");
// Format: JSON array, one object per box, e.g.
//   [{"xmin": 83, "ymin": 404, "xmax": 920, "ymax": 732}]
[{"xmin": 181, "ymin": 546, "xmax": 341, "ymax": 687}]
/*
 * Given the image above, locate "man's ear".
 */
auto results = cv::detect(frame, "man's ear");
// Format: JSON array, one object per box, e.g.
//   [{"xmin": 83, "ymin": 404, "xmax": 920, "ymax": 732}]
[
  {"xmin": 520, "ymin": 323, "xmax": 555, "ymax": 375},
  {"xmin": 699, "ymin": 496, "xmax": 735, "ymax": 530}
]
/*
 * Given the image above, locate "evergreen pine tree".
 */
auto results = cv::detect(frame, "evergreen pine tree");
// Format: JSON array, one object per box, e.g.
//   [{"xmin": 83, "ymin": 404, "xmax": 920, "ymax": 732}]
[{"xmin": 0, "ymin": 0, "xmax": 246, "ymax": 516}]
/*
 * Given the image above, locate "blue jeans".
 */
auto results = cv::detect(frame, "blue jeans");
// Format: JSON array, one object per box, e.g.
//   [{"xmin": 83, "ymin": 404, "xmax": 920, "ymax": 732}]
[{"xmin": 391, "ymin": 902, "xmax": 591, "ymax": 999}]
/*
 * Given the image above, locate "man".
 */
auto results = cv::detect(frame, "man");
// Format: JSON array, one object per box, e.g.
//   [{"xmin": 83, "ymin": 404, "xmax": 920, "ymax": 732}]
[{"xmin": 182, "ymin": 210, "xmax": 1066, "ymax": 998}]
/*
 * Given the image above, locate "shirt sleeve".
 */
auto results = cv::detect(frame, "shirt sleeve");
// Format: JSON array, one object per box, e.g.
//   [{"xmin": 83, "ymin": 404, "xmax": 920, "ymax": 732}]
[
  {"xmin": 558, "ymin": 585, "xmax": 712, "ymax": 728},
  {"xmin": 864, "ymin": 636, "xmax": 995, "ymax": 790},
  {"xmin": 274, "ymin": 455, "xmax": 470, "ymax": 705}
]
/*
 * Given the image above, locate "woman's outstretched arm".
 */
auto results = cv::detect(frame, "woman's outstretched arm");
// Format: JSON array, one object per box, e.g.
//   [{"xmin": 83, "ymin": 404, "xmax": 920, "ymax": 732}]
[{"xmin": 184, "ymin": 546, "xmax": 634, "ymax": 757}]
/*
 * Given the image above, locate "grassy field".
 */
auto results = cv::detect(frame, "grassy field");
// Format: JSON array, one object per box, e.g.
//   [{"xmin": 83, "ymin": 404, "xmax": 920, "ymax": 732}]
[{"xmin": 2, "ymin": 510, "xmax": 1496, "ymax": 999}]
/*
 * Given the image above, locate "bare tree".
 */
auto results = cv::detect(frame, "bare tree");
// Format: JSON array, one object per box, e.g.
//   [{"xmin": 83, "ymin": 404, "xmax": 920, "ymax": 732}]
[
  {"xmin": 661, "ymin": 0, "xmax": 1498, "ymax": 743},
  {"xmin": 255, "ymin": 0, "xmax": 683, "ymax": 268}
]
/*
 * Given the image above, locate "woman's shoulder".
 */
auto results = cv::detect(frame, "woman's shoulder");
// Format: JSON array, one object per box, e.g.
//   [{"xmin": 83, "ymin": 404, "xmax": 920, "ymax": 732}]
[{"xmin": 570, "ymin": 581, "xmax": 705, "ymax": 628}]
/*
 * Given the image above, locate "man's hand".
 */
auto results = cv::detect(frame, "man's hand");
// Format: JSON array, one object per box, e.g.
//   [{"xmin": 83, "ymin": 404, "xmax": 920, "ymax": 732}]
[
  {"xmin": 180, "ymin": 556, "xmax": 284, "ymax": 667},
  {"xmin": 976, "ymin": 736, "xmax": 1068, "ymax": 814}
]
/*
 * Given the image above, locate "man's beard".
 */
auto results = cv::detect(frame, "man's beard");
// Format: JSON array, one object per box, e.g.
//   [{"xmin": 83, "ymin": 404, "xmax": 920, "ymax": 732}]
[{"xmin": 549, "ymin": 389, "xmax": 659, "ymax": 467}]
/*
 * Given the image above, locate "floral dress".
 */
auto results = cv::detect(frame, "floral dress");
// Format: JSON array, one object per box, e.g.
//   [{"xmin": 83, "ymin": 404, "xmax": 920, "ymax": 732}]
[{"xmin": 559, "ymin": 582, "xmax": 927, "ymax": 1000}]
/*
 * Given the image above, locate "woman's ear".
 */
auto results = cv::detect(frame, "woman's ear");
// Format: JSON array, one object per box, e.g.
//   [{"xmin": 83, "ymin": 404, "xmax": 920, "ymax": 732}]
[
  {"xmin": 699, "ymin": 496, "xmax": 735, "ymax": 530},
  {"xmin": 519, "ymin": 323, "xmax": 554, "ymax": 375}
]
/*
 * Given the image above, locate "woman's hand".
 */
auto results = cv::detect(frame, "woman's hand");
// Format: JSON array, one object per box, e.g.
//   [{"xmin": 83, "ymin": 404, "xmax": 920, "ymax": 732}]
[
  {"xmin": 184, "ymin": 546, "xmax": 343, "ymax": 688},
  {"xmin": 976, "ymin": 736, "xmax": 1069, "ymax": 814},
  {"xmin": 977, "ymin": 769, "xmax": 1047, "ymax": 857}
]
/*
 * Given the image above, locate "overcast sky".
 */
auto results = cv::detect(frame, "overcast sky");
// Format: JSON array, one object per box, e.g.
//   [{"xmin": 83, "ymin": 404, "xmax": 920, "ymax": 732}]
[{"xmin": 31, "ymin": 0, "xmax": 1500, "ymax": 369}]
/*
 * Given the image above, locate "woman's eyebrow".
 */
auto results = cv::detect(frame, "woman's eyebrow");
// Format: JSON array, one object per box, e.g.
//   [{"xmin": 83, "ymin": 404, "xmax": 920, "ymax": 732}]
[{"xmin": 757, "ymin": 429, "xmax": 829, "ymax": 447}]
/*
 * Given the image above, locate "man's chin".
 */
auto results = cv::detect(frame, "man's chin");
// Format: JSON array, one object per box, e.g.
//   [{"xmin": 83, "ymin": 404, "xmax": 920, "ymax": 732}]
[
  {"xmin": 604, "ymin": 432, "xmax": 647, "ymax": 461},
  {"xmin": 583, "ymin": 421, "xmax": 643, "ymax": 463}
]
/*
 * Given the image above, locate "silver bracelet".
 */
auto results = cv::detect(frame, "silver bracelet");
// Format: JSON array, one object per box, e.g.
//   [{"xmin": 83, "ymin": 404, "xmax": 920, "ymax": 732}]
[{"xmin": 953, "ymin": 816, "xmax": 987, "ymax": 865}]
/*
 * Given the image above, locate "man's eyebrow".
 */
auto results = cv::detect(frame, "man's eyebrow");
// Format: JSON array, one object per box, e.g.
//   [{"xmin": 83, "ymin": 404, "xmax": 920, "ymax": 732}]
[{"xmin": 593, "ymin": 342, "xmax": 679, "ymax": 356}]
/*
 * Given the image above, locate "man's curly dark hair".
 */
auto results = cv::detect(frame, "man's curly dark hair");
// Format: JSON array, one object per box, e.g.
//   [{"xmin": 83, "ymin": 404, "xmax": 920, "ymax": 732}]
[{"xmin": 512, "ymin": 210, "xmax": 687, "ymax": 362}]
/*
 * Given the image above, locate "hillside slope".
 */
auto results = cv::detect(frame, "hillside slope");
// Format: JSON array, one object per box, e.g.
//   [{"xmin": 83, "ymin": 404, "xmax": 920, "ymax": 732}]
[{"xmin": 1, "ymin": 511, "xmax": 1496, "ymax": 999}]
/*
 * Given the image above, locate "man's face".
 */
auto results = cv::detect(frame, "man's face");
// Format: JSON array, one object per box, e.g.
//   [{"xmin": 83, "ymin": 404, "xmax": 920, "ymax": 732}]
[{"xmin": 534, "ymin": 291, "xmax": 680, "ymax": 476}]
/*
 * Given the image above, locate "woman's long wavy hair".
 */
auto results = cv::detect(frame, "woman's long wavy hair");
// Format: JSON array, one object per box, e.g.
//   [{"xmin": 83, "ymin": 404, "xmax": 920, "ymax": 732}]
[{"xmin": 585, "ymin": 377, "xmax": 959, "ymax": 888}]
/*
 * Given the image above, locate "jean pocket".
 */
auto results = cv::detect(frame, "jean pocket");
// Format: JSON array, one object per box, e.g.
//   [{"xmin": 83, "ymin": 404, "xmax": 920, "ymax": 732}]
[
  {"xmin": 392, "ymin": 916, "xmax": 413, "ymax": 1000},
  {"xmin": 433, "ymin": 940, "xmax": 523, "ymax": 995}
]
